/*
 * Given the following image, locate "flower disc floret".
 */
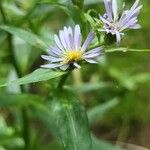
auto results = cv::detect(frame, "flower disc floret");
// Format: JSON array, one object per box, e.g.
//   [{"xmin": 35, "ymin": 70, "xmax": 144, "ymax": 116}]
[{"xmin": 64, "ymin": 50, "xmax": 83, "ymax": 63}]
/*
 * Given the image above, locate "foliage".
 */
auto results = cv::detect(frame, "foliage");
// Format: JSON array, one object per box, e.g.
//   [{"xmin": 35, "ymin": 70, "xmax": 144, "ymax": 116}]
[{"xmin": 0, "ymin": 0, "xmax": 150, "ymax": 150}]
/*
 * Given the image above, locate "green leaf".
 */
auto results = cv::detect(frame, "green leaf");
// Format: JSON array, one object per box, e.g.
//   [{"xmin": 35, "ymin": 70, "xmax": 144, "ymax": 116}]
[
  {"xmin": 0, "ymin": 116, "xmax": 14, "ymax": 138},
  {"xmin": 117, "ymin": 0, "xmax": 124, "ymax": 14},
  {"xmin": 32, "ymin": 91, "xmax": 92, "ymax": 150},
  {"xmin": 70, "ymin": 82, "xmax": 111, "ymax": 93},
  {"xmin": 0, "ymin": 93, "xmax": 43, "ymax": 107},
  {"xmin": 85, "ymin": 0, "xmax": 103, "ymax": 5},
  {"xmin": 92, "ymin": 135, "xmax": 122, "ymax": 150},
  {"xmin": 109, "ymin": 68, "xmax": 136, "ymax": 90},
  {"xmin": 0, "ymin": 116, "xmax": 24, "ymax": 149},
  {"xmin": 132, "ymin": 73, "xmax": 150, "ymax": 84},
  {"xmin": 88, "ymin": 98, "xmax": 119, "ymax": 124},
  {"xmin": 0, "ymin": 69, "xmax": 66, "ymax": 87},
  {"xmin": 13, "ymin": 37, "xmax": 32, "ymax": 74},
  {"xmin": 3, "ymin": 1, "xmax": 26, "ymax": 17},
  {"xmin": 0, "ymin": 25, "xmax": 47, "ymax": 50},
  {"xmin": 37, "ymin": 1, "xmax": 71, "ymax": 16},
  {"xmin": 38, "ymin": 1, "xmax": 87, "ymax": 37},
  {"xmin": 51, "ymin": 98, "xmax": 91, "ymax": 150},
  {"xmin": 72, "ymin": 0, "xmax": 84, "ymax": 9}
]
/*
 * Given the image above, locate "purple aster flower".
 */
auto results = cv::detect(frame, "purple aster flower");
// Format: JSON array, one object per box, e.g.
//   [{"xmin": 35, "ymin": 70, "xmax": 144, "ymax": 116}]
[
  {"xmin": 41, "ymin": 25, "xmax": 103, "ymax": 70},
  {"xmin": 100, "ymin": 0, "xmax": 142, "ymax": 44}
]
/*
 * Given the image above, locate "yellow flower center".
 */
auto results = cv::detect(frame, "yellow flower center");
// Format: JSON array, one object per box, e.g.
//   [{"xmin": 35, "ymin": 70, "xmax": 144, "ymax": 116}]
[{"xmin": 63, "ymin": 50, "xmax": 82, "ymax": 64}]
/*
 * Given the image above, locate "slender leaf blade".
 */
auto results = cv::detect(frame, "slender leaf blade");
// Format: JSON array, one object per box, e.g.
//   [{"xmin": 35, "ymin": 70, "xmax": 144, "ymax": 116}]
[
  {"xmin": 0, "ymin": 69, "xmax": 66, "ymax": 87},
  {"xmin": 70, "ymin": 82, "xmax": 112, "ymax": 93},
  {"xmin": 85, "ymin": 0, "xmax": 103, "ymax": 5},
  {"xmin": 31, "ymin": 91, "xmax": 92, "ymax": 150},
  {"xmin": 0, "ymin": 25, "xmax": 47, "ymax": 50},
  {"xmin": 48, "ymin": 94, "xmax": 92, "ymax": 150},
  {"xmin": 88, "ymin": 98, "xmax": 119, "ymax": 124},
  {"xmin": 92, "ymin": 135, "xmax": 122, "ymax": 150},
  {"xmin": 0, "ymin": 93, "xmax": 43, "ymax": 107}
]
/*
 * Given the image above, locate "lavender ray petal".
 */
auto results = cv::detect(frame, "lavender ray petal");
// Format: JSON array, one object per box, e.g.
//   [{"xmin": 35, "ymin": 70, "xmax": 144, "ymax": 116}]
[
  {"xmin": 69, "ymin": 34, "xmax": 74, "ymax": 50},
  {"xmin": 85, "ymin": 59, "xmax": 98, "ymax": 64},
  {"xmin": 120, "ymin": 17, "xmax": 137, "ymax": 31},
  {"xmin": 74, "ymin": 25, "xmax": 82, "ymax": 50},
  {"xmin": 122, "ymin": 0, "xmax": 140, "ymax": 21},
  {"xmin": 104, "ymin": 0, "xmax": 113, "ymax": 20},
  {"xmin": 129, "ymin": 24, "xmax": 141, "ymax": 29},
  {"xmin": 115, "ymin": 31, "xmax": 121, "ymax": 45},
  {"xmin": 120, "ymin": 10, "xmax": 129, "ymax": 21},
  {"xmin": 41, "ymin": 63, "xmax": 63, "ymax": 69},
  {"xmin": 59, "ymin": 30, "xmax": 67, "ymax": 50},
  {"xmin": 100, "ymin": 16, "xmax": 114, "ymax": 26},
  {"xmin": 68, "ymin": 27, "xmax": 74, "ymax": 50},
  {"xmin": 119, "ymin": 5, "xmax": 142, "ymax": 28},
  {"xmin": 41, "ymin": 55, "xmax": 57, "ymax": 61},
  {"xmin": 126, "ymin": 5, "xmax": 142, "ymax": 21},
  {"xmin": 112, "ymin": 0, "xmax": 118, "ymax": 21},
  {"xmin": 84, "ymin": 53, "xmax": 100, "ymax": 59},
  {"xmin": 130, "ymin": 0, "xmax": 140, "ymax": 12},
  {"xmin": 54, "ymin": 34, "xmax": 65, "ymax": 51},
  {"xmin": 48, "ymin": 46, "xmax": 62, "ymax": 57},
  {"xmin": 68, "ymin": 26, "xmax": 73, "ymax": 35},
  {"xmin": 73, "ymin": 62, "xmax": 81, "ymax": 69},
  {"xmin": 41, "ymin": 55, "xmax": 63, "ymax": 63},
  {"xmin": 99, "ymin": 29, "xmax": 107, "ymax": 32},
  {"xmin": 64, "ymin": 27, "xmax": 72, "ymax": 50},
  {"xmin": 129, "ymin": 5, "xmax": 142, "ymax": 18},
  {"xmin": 81, "ymin": 32, "xmax": 95, "ymax": 52},
  {"xmin": 85, "ymin": 47, "xmax": 103, "ymax": 55},
  {"xmin": 60, "ymin": 64, "xmax": 69, "ymax": 70}
]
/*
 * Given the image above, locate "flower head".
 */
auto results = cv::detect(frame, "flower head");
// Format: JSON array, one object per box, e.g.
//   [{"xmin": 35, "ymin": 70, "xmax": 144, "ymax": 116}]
[
  {"xmin": 100, "ymin": 0, "xmax": 142, "ymax": 44},
  {"xmin": 41, "ymin": 25, "xmax": 103, "ymax": 70}
]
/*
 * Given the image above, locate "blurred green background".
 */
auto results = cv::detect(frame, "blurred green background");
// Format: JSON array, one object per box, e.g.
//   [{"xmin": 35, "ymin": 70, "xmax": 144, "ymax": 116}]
[{"xmin": 0, "ymin": 0, "xmax": 150, "ymax": 149}]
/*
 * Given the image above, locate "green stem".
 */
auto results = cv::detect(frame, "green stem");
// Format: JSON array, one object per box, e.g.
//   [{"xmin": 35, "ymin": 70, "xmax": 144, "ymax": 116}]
[
  {"xmin": 0, "ymin": 2, "xmax": 7, "ymax": 23},
  {"xmin": 22, "ymin": 108, "xmax": 30, "ymax": 150},
  {"xmin": 16, "ymin": 0, "xmax": 39, "ymax": 26},
  {"xmin": 57, "ymin": 72, "xmax": 70, "ymax": 90},
  {"xmin": 0, "ymin": 2, "xmax": 30, "ymax": 149},
  {"xmin": 72, "ymin": 0, "xmax": 84, "ymax": 10}
]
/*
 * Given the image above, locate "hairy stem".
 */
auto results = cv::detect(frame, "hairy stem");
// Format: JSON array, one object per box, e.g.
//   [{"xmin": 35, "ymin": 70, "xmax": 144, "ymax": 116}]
[{"xmin": 57, "ymin": 72, "xmax": 70, "ymax": 90}]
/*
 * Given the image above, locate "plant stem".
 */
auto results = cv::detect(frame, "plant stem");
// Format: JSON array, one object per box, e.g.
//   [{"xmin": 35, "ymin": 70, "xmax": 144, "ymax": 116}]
[
  {"xmin": 0, "ymin": 2, "xmax": 7, "ymax": 23},
  {"xmin": 0, "ymin": 2, "xmax": 30, "ymax": 149},
  {"xmin": 57, "ymin": 72, "xmax": 70, "ymax": 90},
  {"xmin": 16, "ymin": 0, "xmax": 39, "ymax": 26},
  {"xmin": 22, "ymin": 108, "xmax": 30, "ymax": 150},
  {"xmin": 72, "ymin": 0, "xmax": 84, "ymax": 10}
]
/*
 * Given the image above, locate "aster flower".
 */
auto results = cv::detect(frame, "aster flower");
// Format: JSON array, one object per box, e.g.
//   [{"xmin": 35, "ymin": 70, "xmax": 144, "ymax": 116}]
[
  {"xmin": 99, "ymin": 0, "xmax": 142, "ymax": 44},
  {"xmin": 41, "ymin": 25, "xmax": 103, "ymax": 70}
]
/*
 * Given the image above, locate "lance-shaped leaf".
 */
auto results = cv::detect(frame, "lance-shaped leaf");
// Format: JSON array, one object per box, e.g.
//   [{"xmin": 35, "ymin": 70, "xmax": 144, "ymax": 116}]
[
  {"xmin": 92, "ymin": 135, "xmax": 122, "ymax": 150},
  {"xmin": 85, "ymin": 0, "xmax": 103, "ymax": 5},
  {"xmin": 49, "ymin": 93, "xmax": 92, "ymax": 150},
  {"xmin": 0, "ymin": 93, "xmax": 43, "ymax": 107},
  {"xmin": 0, "ymin": 69, "xmax": 66, "ymax": 87},
  {"xmin": 88, "ymin": 98, "xmax": 119, "ymax": 124},
  {"xmin": 31, "ymin": 91, "xmax": 92, "ymax": 150},
  {"xmin": 0, "ymin": 25, "xmax": 47, "ymax": 50},
  {"xmin": 72, "ymin": 0, "xmax": 84, "ymax": 9},
  {"xmin": 38, "ymin": 1, "xmax": 87, "ymax": 37}
]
